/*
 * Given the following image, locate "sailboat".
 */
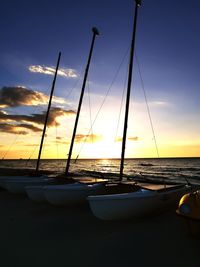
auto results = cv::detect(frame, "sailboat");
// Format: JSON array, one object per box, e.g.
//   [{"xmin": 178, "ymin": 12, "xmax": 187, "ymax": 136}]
[
  {"xmin": 1, "ymin": 52, "xmax": 62, "ymax": 193},
  {"xmin": 87, "ymin": 0, "xmax": 193, "ymax": 220},
  {"xmin": 26, "ymin": 27, "xmax": 106, "ymax": 204}
]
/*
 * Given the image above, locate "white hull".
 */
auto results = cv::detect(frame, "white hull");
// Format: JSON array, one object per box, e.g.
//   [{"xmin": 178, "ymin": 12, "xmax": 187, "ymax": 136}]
[
  {"xmin": 25, "ymin": 186, "xmax": 47, "ymax": 203},
  {"xmin": 44, "ymin": 183, "xmax": 104, "ymax": 206},
  {"xmin": 5, "ymin": 177, "xmax": 55, "ymax": 194},
  {"xmin": 88, "ymin": 185, "xmax": 191, "ymax": 220}
]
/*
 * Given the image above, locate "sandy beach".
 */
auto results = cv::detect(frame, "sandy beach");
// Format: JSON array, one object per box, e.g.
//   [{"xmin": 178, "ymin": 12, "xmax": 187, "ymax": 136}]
[{"xmin": 0, "ymin": 187, "xmax": 199, "ymax": 267}]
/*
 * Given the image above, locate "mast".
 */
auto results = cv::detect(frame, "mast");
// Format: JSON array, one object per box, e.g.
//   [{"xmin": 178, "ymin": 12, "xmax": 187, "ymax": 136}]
[
  {"xmin": 35, "ymin": 52, "xmax": 61, "ymax": 173},
  {"xmin": 119, "ymin": 0, "xmax": 141, "ymax": 181},
  {"xmin": 65, "ymin": 27, "xmax": 100, "ymax": 176}
]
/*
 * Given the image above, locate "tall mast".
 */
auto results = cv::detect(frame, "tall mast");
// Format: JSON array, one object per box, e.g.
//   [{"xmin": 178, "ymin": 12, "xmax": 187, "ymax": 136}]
[
  {"xmin": 65, "ymin": 27, "xmax": 99, "ymax": 176},
  {"xmin": 35, "ymin": 52, "xmax": 61, "ymax": 173},
  {"xmin": 119, "ymin": 0, "xmax": 141, "ymax": 181}
]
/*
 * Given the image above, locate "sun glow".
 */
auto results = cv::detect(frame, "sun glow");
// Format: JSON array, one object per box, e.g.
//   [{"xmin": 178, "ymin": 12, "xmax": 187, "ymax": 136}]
[
  {"xmin": 79, "ymin": 140, "xmax": 120, "ymax": 159},
  {"xmin": 0, "ymin": 97, "xmax": 199, "ymax": 159}
]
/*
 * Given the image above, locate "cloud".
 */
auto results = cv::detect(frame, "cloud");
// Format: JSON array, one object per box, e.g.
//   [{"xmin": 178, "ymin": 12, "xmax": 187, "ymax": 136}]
[
  {"xmin": 115, "ymin": 136, "xmax": 139, "ymax": 142},
  {"xmin": 23, "ymin": 143, "xmax": 42, "ymax": 147},
  {"xmin": 150, "ymin": 101, "xmax": 168, "ymax": 107},
  {"xmin": 0, "ymin": 107, "xmax": 76, "ymax": 135},
  {"xmin": 0, "ymin": 86, "xmax": 49, "ymax": 108},
  {"xmin": 53, "ymin": 137, "xmax": 70, "ymax": 145},
  {"xmin": 0, "ymin": 86, "xmax": 68, "ymax": 108},
  {"xmin": 75, "ymin": 134, "xmax": 103, "ymax": 143},
  {"xmin": 0, "ymin": 107, "xmax": 75, "ymax": 126},
  {"xmin": 29, "ymin": 65, "xmax": 78, "ymax": 78},
  {"xmin": 0, "ymin": 123, "xmax": 42, "ymax": 135},
  {"xmin": 128, "ymin": 136, "xmax": 139, "ymax": 141}
]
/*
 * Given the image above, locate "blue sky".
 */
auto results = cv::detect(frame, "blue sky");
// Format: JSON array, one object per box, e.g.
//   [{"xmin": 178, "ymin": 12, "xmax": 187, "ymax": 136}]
[{"xmin": 0, "ymin": 0, "xmax": 200, "ymax": 159}]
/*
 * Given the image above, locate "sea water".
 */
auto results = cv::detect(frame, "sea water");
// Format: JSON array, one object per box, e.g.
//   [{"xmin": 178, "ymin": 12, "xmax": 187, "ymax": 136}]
[{"xmin": 0, "ymin": 157, "xmax": 200, "ymax": 185}]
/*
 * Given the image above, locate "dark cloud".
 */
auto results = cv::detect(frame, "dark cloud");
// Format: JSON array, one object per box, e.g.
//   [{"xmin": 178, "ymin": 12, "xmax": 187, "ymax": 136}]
[
  {"xmin": 0, "ymin": 107, "xmax": 76, "ymax": 127},
  {"xmin": 0, "ymin": 86, "xmax": 49, "ymax": 108},
  {"xmin": 75, "ymin": 134, "xmax": 103, "ymax": 143},
  {"xmin": 0, "ymin": 123, "xmax": 42, "ymax": 135},
  {"xmin": 19, "ymin": 124, "xmax": 42, "ymax": 132},
  {"xmin": 0, "ymin": 107, "xmax": 76, "ymax": 135}
]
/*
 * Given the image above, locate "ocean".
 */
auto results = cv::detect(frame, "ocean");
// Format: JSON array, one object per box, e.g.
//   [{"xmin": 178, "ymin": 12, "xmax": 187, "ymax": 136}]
[{"xmin": 0, "ymin": 157, "xmax": 200, "ymax": 185}]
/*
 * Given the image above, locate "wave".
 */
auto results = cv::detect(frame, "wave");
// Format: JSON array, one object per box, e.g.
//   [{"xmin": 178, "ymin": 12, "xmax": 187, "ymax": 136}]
[{"xmin": 139, "ymin": 163, "xmax": 155, "ymax": 167}]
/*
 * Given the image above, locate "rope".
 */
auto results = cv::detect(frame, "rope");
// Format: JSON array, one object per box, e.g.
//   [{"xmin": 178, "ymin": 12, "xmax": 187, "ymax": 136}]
[
  {"xmin": 1, "ymin": 135, "xmax": 18, "ymax": 160},
  {"xmin": 87, "ymin": 79, "xmax": 94, "ymax": 144},
  {"xmin": 87, "ymin": 79, "xmax": 97, "ymax": 178},
  {"xmin": 114, "ymin": 59, "xmax": 129, "ymax": 143},
  {"xmin": 55, "ymin": 122, "xmax": 59, "ymax": 160},
  {"xmin": 65, "ymin": 69, "xmax": 83, "ymax": 100},
  {"xmin": 75, "ymin": 46, "xmax": 130, "ymax": 160},
  {"xmin": 135, "ymin": 54, "xmax": 160, "ymax": 158},
  {"xmin": 25, "ymin": 144, "xmax": 38, "ymax": 165},
  {"xmin": 25, "ymin": 68, "xmax": 83, "ymax": 164},
  {"xmin": 135, "ymin": 53, "xmax": 166, "ymax": 187}
]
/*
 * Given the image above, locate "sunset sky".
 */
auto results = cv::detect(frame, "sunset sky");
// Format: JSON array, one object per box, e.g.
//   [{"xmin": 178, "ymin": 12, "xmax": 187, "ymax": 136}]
[{"xmin": 0, "ymin": 0, "xmax": 200, "ymax": 159}]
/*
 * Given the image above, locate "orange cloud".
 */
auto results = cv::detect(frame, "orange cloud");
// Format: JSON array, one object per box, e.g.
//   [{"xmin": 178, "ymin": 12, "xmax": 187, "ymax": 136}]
[
  {"xmin": 0, "ymin": 86, "xmax": 49, "ymax": 108},
  {"xmin": 0, "ymin": 107, "xmax": 75, "ymax": 127},
  {"xmin": 75, "ymin": 134, "xmax": 103, "ymax": 143},
  {"xmin": 0, "ymin": 123, "xmax": 42, "ymax": 135}
]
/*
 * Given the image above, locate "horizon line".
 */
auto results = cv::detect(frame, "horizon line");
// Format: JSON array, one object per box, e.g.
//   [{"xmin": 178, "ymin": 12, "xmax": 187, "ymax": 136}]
[{"xmin": 2, "ymin": 156, "xmax": 200, "ymax": 161}]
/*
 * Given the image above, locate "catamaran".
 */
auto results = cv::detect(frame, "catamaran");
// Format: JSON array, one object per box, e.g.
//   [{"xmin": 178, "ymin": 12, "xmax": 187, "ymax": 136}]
[
  {"xmin": 26, "ymin": 27, "xmax": 106, "ymax": 204},
  {"xmin": 28, "ymin": 1, "xmax": 193, "ymax": 209},
  {"xmin": 87, "ymin": 0, "xmax": 193, "ymax": 220}
]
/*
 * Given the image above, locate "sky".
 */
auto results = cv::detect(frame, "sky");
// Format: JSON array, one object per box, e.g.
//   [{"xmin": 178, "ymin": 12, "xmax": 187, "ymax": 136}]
[{"xmin": 0, "ymin": 0, "xmax": 200, "ymax": 159}]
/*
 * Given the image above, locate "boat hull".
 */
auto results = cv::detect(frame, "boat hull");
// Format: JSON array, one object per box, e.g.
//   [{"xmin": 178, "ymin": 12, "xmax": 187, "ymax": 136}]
[
  {"xmin": 88, "ymin": 185, "xmax": 191, "ymax": 220},
  {"xmin": 5, "ymin": 178, "xmax": 55, "ymax": 194},
  {"xmin": 25, "ymin": 186, "xmax": 47, "ymax": 203},
  {"xmin": 44, "ymin": 183, "xmax": 104, "ymax": 206},
  {"xmin": 0, "ymin": 176, "xmax": 47, "ymax": 189}
]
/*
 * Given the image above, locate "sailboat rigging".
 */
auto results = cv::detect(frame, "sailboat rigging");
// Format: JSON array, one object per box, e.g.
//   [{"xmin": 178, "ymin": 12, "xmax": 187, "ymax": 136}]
[
  {"xmin": 36, "ymin": 52, "xmax": 61, "ymax": 173},
  {"xmin": 65, "ymin": 27, "xmax": 99, "ymax": 176},
  {"xmin": 31, "ymin": 2, "xmax": 142, "ymax": 205},
  {"xmin": 11, "ymin": 1, "xmax": 193, "ymax": 209},
  {"xmin": 119, "ymin": 0, "xmax": 140, "ymax": 181},
  {"xmin": 28, "ymin": 27, "xmax": 105, "ymax": 204},
  {"xmin": 87, "ymin": 0, "xmax": 193, "ymax": 220},
  {"xmin": 0, "ymin": 52, "xmax": 62, "ymax": 193}
]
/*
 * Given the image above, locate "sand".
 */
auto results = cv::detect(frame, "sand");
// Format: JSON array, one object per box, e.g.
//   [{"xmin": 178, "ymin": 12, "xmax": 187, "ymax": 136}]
[{"xmin": 0, "ymin": 187, "xmax": 199, "ymax": 267}]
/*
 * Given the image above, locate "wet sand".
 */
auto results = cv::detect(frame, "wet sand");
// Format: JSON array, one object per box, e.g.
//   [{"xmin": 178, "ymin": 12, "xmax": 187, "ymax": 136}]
[{"xmin": 0, "ymin": 188, "xmax": 199, "ymax": 267}]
